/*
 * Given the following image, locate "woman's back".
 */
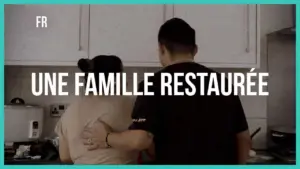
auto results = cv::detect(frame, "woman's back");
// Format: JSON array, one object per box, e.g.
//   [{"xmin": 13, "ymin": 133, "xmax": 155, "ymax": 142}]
[{"xmin": 56, "ymin": 95, "xmax": 138, "ymax": 164}]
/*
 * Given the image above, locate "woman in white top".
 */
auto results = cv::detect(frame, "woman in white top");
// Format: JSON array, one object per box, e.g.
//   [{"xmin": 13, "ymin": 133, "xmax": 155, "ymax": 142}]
[{"xmin": 55, "ymin": 55, "xmax": 138, "ymax": 164}]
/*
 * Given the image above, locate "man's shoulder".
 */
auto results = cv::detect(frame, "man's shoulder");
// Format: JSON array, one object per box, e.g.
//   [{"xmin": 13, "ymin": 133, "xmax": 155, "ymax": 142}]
[
  {"xmin": 139, "ymin": 69, "xmax": 163, "ymax": 83},
  {"xmin": 137, "ymin": 70, "xmax": 164, "ymax": 93},
  {"xmin": 196, "ymin": 63, "xmax": 220, "ymax": 74},
  {"xmin": 197, "ymin": 64, "xmax": 228, "ymax": 79}
]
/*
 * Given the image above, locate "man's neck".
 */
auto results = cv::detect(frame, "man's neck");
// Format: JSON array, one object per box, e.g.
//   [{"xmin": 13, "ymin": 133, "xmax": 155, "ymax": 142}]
[{"xmin": 166, "ymin": 57, "xmax": 194, "ymax": 67}]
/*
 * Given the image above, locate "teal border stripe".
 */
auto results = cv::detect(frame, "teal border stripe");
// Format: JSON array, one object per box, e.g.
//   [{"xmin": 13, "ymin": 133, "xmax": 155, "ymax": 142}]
[{"xmin": 0, "ymin": 1, "xmax": 298, "ymax": 169}]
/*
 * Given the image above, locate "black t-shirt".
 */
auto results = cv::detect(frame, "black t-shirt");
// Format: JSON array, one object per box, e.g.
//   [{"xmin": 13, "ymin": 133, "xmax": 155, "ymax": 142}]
[{"xmin": 129, "ymin": 62, "xmax": 248, "ymax": 164}]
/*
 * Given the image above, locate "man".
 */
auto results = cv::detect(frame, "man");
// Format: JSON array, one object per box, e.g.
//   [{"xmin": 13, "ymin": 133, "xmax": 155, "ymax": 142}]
[{"xmin": 81, "ymin": 18, "xmax": 251, "ymax": 164}]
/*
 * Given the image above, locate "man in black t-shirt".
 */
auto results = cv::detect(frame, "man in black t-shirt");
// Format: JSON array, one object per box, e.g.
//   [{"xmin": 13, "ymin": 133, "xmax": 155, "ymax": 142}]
[{"xmin": 82, "ymin": 18, "xmax": 251, "ymax": 164}]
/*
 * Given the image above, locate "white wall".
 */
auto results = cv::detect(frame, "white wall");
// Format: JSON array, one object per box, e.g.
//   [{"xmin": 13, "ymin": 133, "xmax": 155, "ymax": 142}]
[
  {"xmin": 267, "ymin": 36, "xmax": 295, "ymax": 127},
  {"xmin": 4, "ymin": 5, "xmax": 294, "ymax": 149}
]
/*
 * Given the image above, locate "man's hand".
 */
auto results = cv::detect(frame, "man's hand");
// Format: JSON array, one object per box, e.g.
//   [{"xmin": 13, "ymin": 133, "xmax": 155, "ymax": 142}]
[
  {"xmin": 81, "ymin": 119, "xmax": 112, "ymax": 151},
  {"xmin": 106, "ymin": 130, "xmax": 154, "ymax": 151},
  {"xmin": 236, "ymin": 130, "xmax": 251, "ymax": 164}
]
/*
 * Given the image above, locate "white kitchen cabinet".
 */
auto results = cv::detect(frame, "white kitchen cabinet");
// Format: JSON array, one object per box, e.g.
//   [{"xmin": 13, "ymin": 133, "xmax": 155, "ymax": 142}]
[
  {"xmin": 170, "ymin": 5, "xmax": 260, "ymax": 68},
  {"xmin": 5, "ymin": 5, "xmax": 89, "ymax": 66},
  {"xmin": 89, "ymin": 5, "xmax": 165, "ymax": 67},
  {"xmin": 5, "ymin": 5, "xmax": 261, "ymax": 67}
]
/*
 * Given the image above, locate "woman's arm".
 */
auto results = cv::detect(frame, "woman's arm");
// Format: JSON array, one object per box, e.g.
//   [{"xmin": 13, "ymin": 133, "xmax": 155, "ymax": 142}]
[
  {"xmin": 55, "ymin": 114, "xmax": 73, "ymax": 164},
  {"xmin": 58, "ymin": 136, "xmax": 73, "ymax": 164}
]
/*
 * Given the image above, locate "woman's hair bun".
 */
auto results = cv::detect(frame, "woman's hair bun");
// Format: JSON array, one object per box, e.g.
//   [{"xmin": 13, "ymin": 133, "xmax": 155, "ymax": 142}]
[{"xmin": 77, "ymin": 58, "xmax": 92, "ymax": 73}]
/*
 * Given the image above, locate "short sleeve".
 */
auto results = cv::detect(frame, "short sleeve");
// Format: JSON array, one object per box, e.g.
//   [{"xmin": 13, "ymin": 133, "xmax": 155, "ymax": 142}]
[
  {"xmin": 55, "ymin": 118, "xmax": 64, "ymax": 137},
  {"xmin": 54, "ymin": 98, "xmax": 80, "ymax": 138},
  {"xmin": 54, "ymin": 113, "xmax": 68, "ymax": 139},
  {"xmin": 232, "ymin": 95, "xmax": 249, "ymax": 133},
  {"xmin": 129, "ymin": 81, "xmax": 158, "ymax": 135}
]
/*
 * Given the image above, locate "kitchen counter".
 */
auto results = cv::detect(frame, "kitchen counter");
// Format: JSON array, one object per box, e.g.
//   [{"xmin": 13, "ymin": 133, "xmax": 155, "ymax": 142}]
[
  {"xmin": 5, "ymin": 151, "xmax": 295, "ymax": 165},
  {"xmin": 5, "ymin": 159, "xmax": 63, "ymax": 165},
  {"xmin": 247, "ymin": 159, "xmax": 295, "ymax": 165},
  {"xmin": 246, "ymin": 150, "xmax": 296, "ymax": 165},
  {"xmin": 5, "ymin": 140, "xmax": 61, "ymax": 165},
  {"xmin": 5, "ymin": 160, "xmax": 294, "ymax": 165}
]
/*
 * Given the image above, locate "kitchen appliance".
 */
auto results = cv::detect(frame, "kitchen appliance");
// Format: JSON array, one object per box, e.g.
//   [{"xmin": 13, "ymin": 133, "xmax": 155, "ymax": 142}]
[
  {"xmin": 5, "ymin": 98, "xmax": 44, "ymax": 143},
  {"xmin": 268, "ymin": 125, "xmax": 296, "ymax": 164},
  {"xmin": 270, "ymin": 126, "xmax": 296, "ymax": 148}
]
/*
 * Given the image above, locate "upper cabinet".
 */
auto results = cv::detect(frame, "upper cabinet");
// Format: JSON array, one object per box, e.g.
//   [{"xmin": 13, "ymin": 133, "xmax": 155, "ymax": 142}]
[
  {"xmin": 89, "ymin": 5, "xmax": 259, "ymax": 68},
  {"xmin": 171, "ymin": 5, "xmax": 259, "ymax": 68},
  {"xmin": 5, "ymin": 5, "xmax": 89, "ymax": 66},
  {"xmin": 89, "ymin": 5, "xmax": 165, "ymax": 67},
  {"xmin": 5, "ymin": 5, "xmax": 262, "ymax": 68}
]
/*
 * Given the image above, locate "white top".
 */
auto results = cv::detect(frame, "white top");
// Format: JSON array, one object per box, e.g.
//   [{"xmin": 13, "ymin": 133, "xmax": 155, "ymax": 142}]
[{"xmin": 55, "ymin": 95, "xmax": 138, "ymax": 164}]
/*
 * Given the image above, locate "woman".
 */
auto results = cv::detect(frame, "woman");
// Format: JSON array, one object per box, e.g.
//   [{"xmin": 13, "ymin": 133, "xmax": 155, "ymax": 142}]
[{"xmin": 55, "ymin": 55, "xmax": 138, "ymax": 164}]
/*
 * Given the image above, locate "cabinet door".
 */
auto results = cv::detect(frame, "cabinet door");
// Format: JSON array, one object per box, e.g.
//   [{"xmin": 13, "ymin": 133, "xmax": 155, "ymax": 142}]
[
  {"xmin": 173, "ymin": 5, "xmax": 259, "ymax": 68},
  {"xmin": 5, "ymin": 5, "xmax": 89, "ymax": 66},
  {"xmin": 89, "ymin": 5, "xmax": 165, "ymax": 67}
]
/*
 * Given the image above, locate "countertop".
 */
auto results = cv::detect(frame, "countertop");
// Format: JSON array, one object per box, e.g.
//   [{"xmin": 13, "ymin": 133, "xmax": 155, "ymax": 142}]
[
  {"xmin": 246, "ymin": 150, "xmax": 295, "ymax": 165},
  {"xmin": 5, "ymin": 151, "xmax": 295, "ymax": 165},
  {"xmin": 5, "ymin": 159, "xmax": 63, "ymax": 165},
  {"xmin": 5, "ymin": 160, "xmax": 294, "ymax": 165}
]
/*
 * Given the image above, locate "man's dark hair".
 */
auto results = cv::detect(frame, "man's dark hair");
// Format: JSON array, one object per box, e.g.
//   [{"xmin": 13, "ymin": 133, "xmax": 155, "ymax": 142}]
[{"xmin": 158, "ymin": 18, "xmax": 196, "ymax": 55}]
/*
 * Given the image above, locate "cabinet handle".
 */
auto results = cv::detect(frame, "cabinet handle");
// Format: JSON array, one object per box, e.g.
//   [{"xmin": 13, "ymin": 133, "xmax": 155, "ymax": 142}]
[
  {"xmin": 245, "ymin": 5, "xmax": 250, "ymax": 53},
  {"xmin": 78, "ymin": 5, "xmax": 82, "ymax": 51}
]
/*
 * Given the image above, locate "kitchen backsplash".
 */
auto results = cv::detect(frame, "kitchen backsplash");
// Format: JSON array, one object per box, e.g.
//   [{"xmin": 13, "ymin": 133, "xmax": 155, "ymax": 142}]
[{"xmin": 4, "ymin": 66, "xmax": 267, "ymax": 149}]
